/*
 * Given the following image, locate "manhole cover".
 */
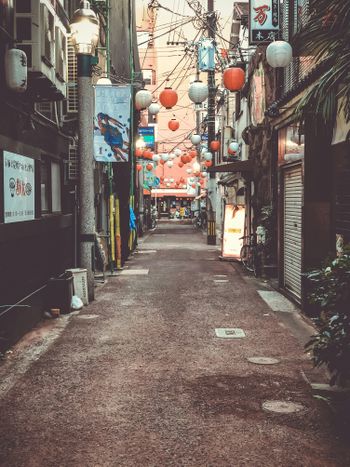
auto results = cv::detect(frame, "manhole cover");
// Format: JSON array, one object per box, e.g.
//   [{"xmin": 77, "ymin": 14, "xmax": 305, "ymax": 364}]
[
  {"xmin": 247, "ymin": 357, "xmax": 280, "ymax": 365},
  {"xmin": 262, "ymin": 400, "xmax": 305, "ymax": 414},
  {"xmin": 215, "ymin": 328, "xmax": 246, "ymax": 339},
  {"xmin": 76, "ymin": 314, "xmax": 99, "ymax": 320}
]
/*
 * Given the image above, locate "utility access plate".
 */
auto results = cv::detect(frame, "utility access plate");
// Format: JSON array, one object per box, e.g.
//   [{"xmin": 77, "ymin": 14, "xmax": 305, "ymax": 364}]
[{"xmin": 215, "ymin": 328, "xmax": 246, "ymax": 339}]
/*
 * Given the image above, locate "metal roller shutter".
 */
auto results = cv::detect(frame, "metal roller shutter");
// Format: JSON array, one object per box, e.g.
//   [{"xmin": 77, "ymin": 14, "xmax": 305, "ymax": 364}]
[{"xmin": 284, "ymin": 165, "xmax": 303, "ymax": 299}]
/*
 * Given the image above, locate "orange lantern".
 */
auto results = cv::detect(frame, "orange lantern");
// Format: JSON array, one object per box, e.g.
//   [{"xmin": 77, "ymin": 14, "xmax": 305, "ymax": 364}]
[
  {"xmin": 210, "ymin": 140, "xmax": 220, "ymax": 151},
  {"xmin": 136, "ymin": 163, "xmax": 142, "ymax": 171},
  {"xmin": 223, "ymin": 66, "xmax": 245, "ymax": 92},
  {"xmin": 178, "ymin": 161, "xmax": 184, "ymax": 168},
  {"xmin": 135, "ymin": 148, "xmax": 144, "ymax": 158},
  {"xmin": 143, "ymin": 149, "xmax": 153, "ymax": 160},
  {"xmin": 168, "ymin": 118, "xmax": 180, "ymax": 131},
  {"xmin": 159, "ymin": 159, "xmax": 165, "ymax": 165},
  {"xmin": 180, "ymin": 177, "xmax": 185, "ymax": 183},
  {"xmin": 228, "ymin": 147, "xmax": 236, "ymax": 155},
  {"xmin": 159, "ymin": 87, "xmax": 178, "ymax": 109},
  {"xmin": 185, "ymin": 154, "xmax": 192, "ymax": 163},
  {"xmin": 146, "ymin": 163, "xmax": 153, "ymax": 171},
  {"xmin": 189, "ymin": 150, "xmax": 197, "ymax": 159},
  {"xmin": 205, "ymin": 160, "xmax": 213, "ymax": 167}
]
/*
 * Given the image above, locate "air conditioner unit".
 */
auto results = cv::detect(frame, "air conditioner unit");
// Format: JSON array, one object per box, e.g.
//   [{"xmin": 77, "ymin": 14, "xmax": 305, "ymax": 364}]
[{"xmin": 14, "ymin": 0, "xmax": 67, "ymax": 101}]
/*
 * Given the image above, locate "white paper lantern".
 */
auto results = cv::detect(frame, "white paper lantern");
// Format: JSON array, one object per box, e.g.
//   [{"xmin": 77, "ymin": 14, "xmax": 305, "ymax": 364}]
[
  {"xmin": 135, "ymin": 89, "xmax": 153, "ymax": 110},
  {"xmin": 188, "ymin": 80, "xmax": 208, "ymax": 104},
  {"xmin": 167, "ymin": 160, "xmax": 174, "ymax": 168},
  {"xmin": 190, "ymin": 134, "xmax": 201, "ymax": 145},
  {"xmin": 152, "ymin": 154, "xmax": 161, "ymax": 162},
  {"xmin": 266, "ymin": 41, "xmax": 293, "ymax": 68},
  {"xmin": 201, "ymin": 171, "xmax": 207, "ymax": 177},
  {"xmin": 166, "ymin": 183, "xmax": 170, "ymax": 187},
  {"xmin": 186, "ymin": 168, "xmax": 192, "ymax": 174},
  {"xmin": 204, "ymin": 152, "xmax": 213, "ymax": 161},
  {"xmin": 161, "ymin": 153, "xmax": 169, "ymax": 161},
  {"xmin": 182, "ymin": 184, "xmax": 187, "ymax": 189},
  {"xmin": 169, "ymin": 178, "xmax": 174, "ymax": 183},
  {"xmin": 229, "ymin": 141, "xmax": 239, "ymax": 153},
  {"xmin": 169, "ymin": 153, "xmax": 176, "ymax": 160},
  {"xmin": 164, "ymin": 178, "xmax": 169, "ymax": 182},
  {"xmin": 148, "ymin": 102, "xmax": 160, "ymax": 115},
  {"xmin": 5, "ymin": 48, "xmax": 27, "ymax": 93},
  {"xmin": 174, "ymin": 148, "xmax": 182, "ymax": 156}
]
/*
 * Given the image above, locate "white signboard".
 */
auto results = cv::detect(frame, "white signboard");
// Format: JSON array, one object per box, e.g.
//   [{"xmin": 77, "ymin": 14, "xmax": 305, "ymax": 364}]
[
  {"xmin": 93, "ymin": 85, "xmax": 131, "ymax": 162},
  {"xmin": 249, "ymin": 0, "xmax": 280, "ymax": 45},
  {"xmin": 3, "ymin": 151, "xmax": 35, "ymax": 223},
  {"xmin": 222, "ymin": 205, "xmax": 245, "ymax": 259}
]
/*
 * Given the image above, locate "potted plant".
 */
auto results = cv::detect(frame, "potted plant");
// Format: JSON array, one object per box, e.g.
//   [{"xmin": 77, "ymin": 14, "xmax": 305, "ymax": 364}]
[{"xmin": 305, "ymin": 248, "xmax": 350, "ymax": 386}]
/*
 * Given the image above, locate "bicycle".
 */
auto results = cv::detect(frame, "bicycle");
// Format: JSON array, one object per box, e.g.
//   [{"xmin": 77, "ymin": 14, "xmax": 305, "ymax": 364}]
[
  {"xmin": 239, "ymin": 234, "xmax": 263, "ymax": 277},
  {"xmin": 192, "ymin": 210, "xmax": 207, "ymax": 230}
]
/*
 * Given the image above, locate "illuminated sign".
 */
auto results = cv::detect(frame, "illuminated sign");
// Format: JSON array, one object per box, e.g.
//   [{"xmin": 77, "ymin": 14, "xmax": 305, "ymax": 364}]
[
  {"xmin": 138, "ymin": 126, "xmax": 155, "ymax": 150},
  {"xmin": 249, "ymin": 0, "xmax": 280, "ymax": 45},
  {"xmin": 222, "ymin": 204, "xmax": 245, "ymax": 259}
]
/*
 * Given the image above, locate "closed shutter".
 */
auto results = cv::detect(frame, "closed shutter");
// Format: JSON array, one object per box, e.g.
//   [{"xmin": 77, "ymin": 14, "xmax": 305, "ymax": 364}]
[{"xmin": 284, "ymin": 165, "xmax": 303, "ymax": 299}]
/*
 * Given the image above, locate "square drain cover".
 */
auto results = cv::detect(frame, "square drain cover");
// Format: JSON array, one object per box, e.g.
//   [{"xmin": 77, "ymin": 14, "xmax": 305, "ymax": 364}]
[{"xmin": 215, "ymin": 328, "xmax": 246, "ymax": 338}]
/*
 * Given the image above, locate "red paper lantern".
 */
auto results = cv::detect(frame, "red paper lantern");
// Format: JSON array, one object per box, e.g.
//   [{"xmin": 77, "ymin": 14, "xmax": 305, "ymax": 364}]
[
  {"xmin": 159, "ymin": 87, "xmax": 178, "ymax": 109},
  {"xmin": 228, "ymin": 148, "xmax": 237, "ymax": 155},
  {"xmin": 168, "ymin": 118, "xmax": 180, "ymax": 131},
  {"xmin": 181, "ymin": 154, "xmax": 188, "ymax": 164},
  {"xmin": 185, "ymin": 154, "xmax": 192, "ymax": 163},
  {"xmin": 136, "ymin": 163, "xmax": 142, "ymax": 171},
  {"xmin": 180, "ymin": 177, "xmax": 185, "ymax": 183},
  {"xmin": 223, "ymin": 67, "xmax": 245, "ymax": 92},
  {"xmin": 143, "ymin": 149, "xmax": 153, "ymax": 160},
  {"xmin": 159, "ymin": 159, "xmax": 165, "ymax": 165},
  {"xmin": 135, "ymin": 148, "xmax": 144, "ymax": 158},
  {"xmin": 178, "ymin": 161, "xmax": 184, "ymax": 168},
  {"xmin": 189, "ymin": 150, "xmax": 197, "ymax": 159},
  {"xmin": 146, "ymin": 163, "xmax": 153, "ymax": 171},
  {"xmin": 210, "ymin": 140, "xmax": 220, "ymax": 151},
  {"xmin": 205, "ymin": 160, "xmax": 213, "ymax": 167}
]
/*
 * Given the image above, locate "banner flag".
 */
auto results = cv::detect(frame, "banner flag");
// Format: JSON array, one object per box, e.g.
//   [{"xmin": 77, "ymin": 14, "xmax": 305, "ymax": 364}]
[{"xmin": 94, "ymin": 85, "xmax": 131, "ymax": 162}]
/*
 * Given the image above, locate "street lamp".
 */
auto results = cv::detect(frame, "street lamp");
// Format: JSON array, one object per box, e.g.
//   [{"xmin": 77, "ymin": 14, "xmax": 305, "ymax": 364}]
[{"xmin": 70, "ymin": 1, "xmax": 100, "ymax": 301}]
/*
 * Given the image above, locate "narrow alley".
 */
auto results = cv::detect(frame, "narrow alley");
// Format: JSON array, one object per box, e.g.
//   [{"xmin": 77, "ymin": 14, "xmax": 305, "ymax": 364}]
[{"xmin": 0, "ymin": 222, "xmax": 349, "ymax": 467}]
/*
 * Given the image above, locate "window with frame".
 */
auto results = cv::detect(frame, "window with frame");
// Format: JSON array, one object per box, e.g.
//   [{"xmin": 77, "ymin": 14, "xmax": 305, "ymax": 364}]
[{"xmin": 40, "ymin": 158, "xmax": 62, "ymax": 214}]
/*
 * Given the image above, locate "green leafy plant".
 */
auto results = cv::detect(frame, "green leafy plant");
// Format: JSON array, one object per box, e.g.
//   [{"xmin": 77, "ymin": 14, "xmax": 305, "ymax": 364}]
[{"xmin": 306, "ymin": 253, "xmax": 350, "ymax": 386}]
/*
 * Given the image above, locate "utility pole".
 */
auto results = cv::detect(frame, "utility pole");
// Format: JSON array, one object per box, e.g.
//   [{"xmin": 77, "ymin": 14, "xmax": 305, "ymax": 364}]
[{"xmin": 206, "ymin": 0, "xmax": 216, "ymax": 245}]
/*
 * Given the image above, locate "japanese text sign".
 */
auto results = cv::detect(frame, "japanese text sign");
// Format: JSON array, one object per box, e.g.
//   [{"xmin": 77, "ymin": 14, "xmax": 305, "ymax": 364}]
[{"xmin": 249, "ymin": 0, "xmax": 280, "ymax": 45}]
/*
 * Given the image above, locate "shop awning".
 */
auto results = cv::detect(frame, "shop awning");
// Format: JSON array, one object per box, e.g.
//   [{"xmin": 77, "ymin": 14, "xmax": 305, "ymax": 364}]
[
  {"xmin": 207, "ymin": 159, "xmax": 253, "ymax": 173},
  {"xmin": 151, "ymin": 189, "xmax": 195, "ymax": 198}
]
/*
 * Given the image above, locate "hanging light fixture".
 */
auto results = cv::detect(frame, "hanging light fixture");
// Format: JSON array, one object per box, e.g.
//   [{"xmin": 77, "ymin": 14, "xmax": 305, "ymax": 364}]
[
  {"xmin": 190, "ymin": 134, "xmax": 201, "ymax": 145},
  {"xmin": 136, "ymin": 163, "xmax": 142, "ymax": 172},
  {"xmin": 152, "ymin": 154, "xmax": 161, "ymax": 162},
  {"xmin": 189, "ymin": 150, "xmax": 197, "ymax": 159},
  {"xmin": 168, "ymin": 118, "xmax": 180, "ymax": 131},
  {"xmin": 135, "ymin": 148, "xmax": 144, "ymax": 158},
  {"xmin": 143, "ymin": 149, "xmax": 153, "ymax": 160},
  {"xmin": 159, "ymin": 86, "xmax": 178, "ymax": 109},
  {"xmin": 223, "ymin": 66, "xmax": 245, "ymax": 92},
  {"xmin": 169, "ymin": 153, "xmax": 176, "ymax": 160},
  {"xmin": 186, "ymin": 168, "xmax": 193, "ymax": 174},
  {"xmin": 161, "ymin": 153, "xmax": 169, "ymax": 161},
  {"xmin": 174, "ymin": 148, "xmax": 182, "ymax": 157},
  {"xmin": 178, "ymin": 161, "xmax": 184, "ymax": 168},
  {"xmin": 135, "ymin": 88, "xmax": 153, "ymax": 110},
  {"xmin": 266, "ymin": 41, "xmax": 293, "ymax": 68},
  {"xmin": 146, "ymin": 163, "xmax": 153, "ymax": 171},
  {"xmin": 148, "ymin": 102, "xmax": 160, "ymax": 115},
  {"xmin": 203, "ymin": 152, "xmax": 213, "ymax": 161},
  {"xmin": 188, "ymin": 80, "xmax": 208, "ymax": 104},
  {"xmin": 205, "ymin": 160, "xmax": 213, "ymax": 167},
  {"xmin": 167, "ymin": 160, "xmax": 174, "ymax": 168}
]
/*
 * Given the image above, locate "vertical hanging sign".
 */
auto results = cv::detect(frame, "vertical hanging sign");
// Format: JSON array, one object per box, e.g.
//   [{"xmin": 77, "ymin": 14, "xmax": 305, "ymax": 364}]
[
  {"xmin": 249, "ymin": 0, "xmax": 280, "ymax": 45},
  {"xmin": 93, "ymin": 85, "xmax": 131, "ymax": 162}
]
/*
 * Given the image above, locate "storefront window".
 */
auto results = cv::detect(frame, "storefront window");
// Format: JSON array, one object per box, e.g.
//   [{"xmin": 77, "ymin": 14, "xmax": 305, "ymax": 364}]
[
  {"xmin": 278, "ymin": 123, "xmax": 305, "ymax": 164},
  {"xmin": 41, "ymin": 160, "xmax": 50, "ymax": 213}
]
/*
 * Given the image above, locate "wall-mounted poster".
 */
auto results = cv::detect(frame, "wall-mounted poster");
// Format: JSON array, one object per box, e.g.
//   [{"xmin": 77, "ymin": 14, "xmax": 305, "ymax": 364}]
[
  {"xmin": 222, "ymin": 204, "xmax": 245, "ymax": 259},
  {"xmin": 94, "ymin": 85, "xmax": 131, "ymax": 162},
  {"xmin": 249, "ymin": 0, "xmax": 280, "ymax": 45},
  {"xmin": 3, "ymin": 151, "xmax": 35, "ymax": 223}
]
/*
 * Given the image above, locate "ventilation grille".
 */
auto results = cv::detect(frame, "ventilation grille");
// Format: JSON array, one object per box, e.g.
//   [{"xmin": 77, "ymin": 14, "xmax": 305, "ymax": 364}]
[
  {"xmin": 68, "ymin": 140, "xmax": 78, "ymax": 180},
  {"xmin": 67, "ymin": 35, "xmax": 78, "ymax": 113}
]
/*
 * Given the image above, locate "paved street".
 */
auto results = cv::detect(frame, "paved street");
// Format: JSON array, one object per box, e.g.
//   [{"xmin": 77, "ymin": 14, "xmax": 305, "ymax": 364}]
[{"xmin": 0, "ymin": 222, "xmax": 349, "ymax": 466}]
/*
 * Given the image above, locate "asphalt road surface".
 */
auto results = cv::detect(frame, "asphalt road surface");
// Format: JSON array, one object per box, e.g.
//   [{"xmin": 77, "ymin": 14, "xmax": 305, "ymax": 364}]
[{"xmin": 0, "ymin": 222, "xmax": 349, "ymax": 466}]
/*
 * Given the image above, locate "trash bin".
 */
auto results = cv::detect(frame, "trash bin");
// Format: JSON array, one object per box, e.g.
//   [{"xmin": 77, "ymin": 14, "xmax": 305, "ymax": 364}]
[
  {"xmin": 65, "ymin": 268, "xmax": 89, "ymax": 305},
  {"xmin": 46, "ymin": 272, "xmax": 74, "ymax": 314}
]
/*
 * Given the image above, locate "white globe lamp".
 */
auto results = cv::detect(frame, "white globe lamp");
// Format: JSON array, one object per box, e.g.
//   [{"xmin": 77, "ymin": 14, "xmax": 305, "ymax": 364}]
[
  {"xmin": 204, "ymin": 152, "xmax": 213, "ymax": 161},
  {"xmin": 190, "ymin": 134, "xmax": 201, "ymax": 145},
  {"xmin": 148, "ymin": 102, "xmax": 160, "ymax": 115},
  {"xmin": 167, "ymin": 160, "xmax": 174, "ymax": 168},
  {"xmin": 135, "ymin": 89, "xmax": 153, "ymax": 110},
  {"xmin": 188, "ymin": 80, "xmax": 208, "ymax": 104},
  {"xmin": 266, "ymin": 41, "xmax": 293, "ymax": 68}
]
